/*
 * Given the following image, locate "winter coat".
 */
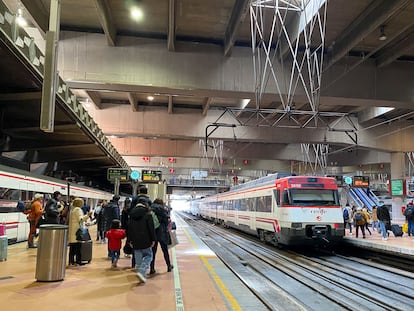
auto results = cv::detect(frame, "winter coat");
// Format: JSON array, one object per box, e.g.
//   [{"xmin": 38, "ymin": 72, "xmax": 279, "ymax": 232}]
[
  {"xmin": 44, "ymin": 198, "xmax": 62, "ymax": 223},
  {"xmin": 102, "ymin": 201, "xmax": 120, "ymax": 232},
  {"xmin": 354, "ymin": 210, "xmax": 367, "ymax": 226},
  {"xmin": 377, "ymin": 205, "xmax": 391, "ymax": 223},
  {"xmin": 68, "ymin": 206, "xmax": 89, "ymax": 244},
  {"xmin": 128, "ymin": 204, "xmax": 155, "ymax": 250},
  {"xmin": 152, "ymin": 203, "xmax": 170, "ymax": 244},
  {"xmin": 28, "ymin": 200, "xmax": 43, "ymax": 223},
  {"xmin": 371, "ymin": 207, "xmax": 379, "ymax": 221},
  {"xmin": 106, "ymin": 228, "xmax": 126, "ymax": 251}
]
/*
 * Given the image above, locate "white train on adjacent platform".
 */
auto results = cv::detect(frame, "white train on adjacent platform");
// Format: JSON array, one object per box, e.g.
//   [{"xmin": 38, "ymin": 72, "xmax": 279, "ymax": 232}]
[
  {"xmin": 195, "ymin": 174, "xmax": 345, "ymax": 246},
  {"xmin": 0, "ymin": 164, "xmax": 118, "ymax": 243}
]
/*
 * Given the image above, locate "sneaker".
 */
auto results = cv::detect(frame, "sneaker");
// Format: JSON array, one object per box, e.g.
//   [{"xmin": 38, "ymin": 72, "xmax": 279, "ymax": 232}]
[
  {"xmin": 114, "ymin": 259, "xmax": 118, "ymax": 268},
  {"xmin": 149, "ymin": 269, "xmax": 156, "ymax": 275},
  {"xmin": 137, "ymin": 272, "xmax": 146, "ymax": 283},
  {"xmin": 382, "ymin": 237, "xmax": 388, "ymax": 241},
  {"xmin": 167, "ymin": 265, "xmax": 174, "ymax": 272},
  {"xmin": 349, "ymin": 232, "xmax": 352, "ymax": 236}
]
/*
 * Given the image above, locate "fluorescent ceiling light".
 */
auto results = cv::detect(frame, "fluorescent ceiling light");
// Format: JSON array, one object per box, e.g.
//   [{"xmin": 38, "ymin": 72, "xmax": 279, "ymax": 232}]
[
  {"xmin": 16, "ymin": 8, "xmax": 27, "ymax": 27},
  {"xmin": 147, "ymin": 96, "xmax": 154, "ymax": 101},
  {"xmin": 130, "ymin": 7, "xmax": 143, "ymax": 21},
  {"xmin": 240, "ymin": 99, "xmax": 251, "ymax": 109}
]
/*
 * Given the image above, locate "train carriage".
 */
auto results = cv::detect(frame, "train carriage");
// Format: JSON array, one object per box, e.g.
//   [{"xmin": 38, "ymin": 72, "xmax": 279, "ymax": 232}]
[
  {"xmin": 198, "ymin": 174, "xmax": 344, "ymax": 247},
  {"xmin": 0, "ymin": 164, "xmax": 120, "ymax": 244}
]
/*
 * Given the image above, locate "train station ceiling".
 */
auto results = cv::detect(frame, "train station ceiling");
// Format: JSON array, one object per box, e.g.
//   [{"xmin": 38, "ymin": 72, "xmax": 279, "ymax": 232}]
[{"xmin": 0, "ymin": 0, "xmax": 414, "ymax": 183}]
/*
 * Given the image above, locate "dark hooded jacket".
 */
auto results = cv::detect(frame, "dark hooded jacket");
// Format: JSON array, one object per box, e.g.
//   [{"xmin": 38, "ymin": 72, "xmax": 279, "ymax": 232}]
[
  {"xmin": 128, "ymin": 203, "xmax": 155, "ymax": 250},
  {"xmin": 102, "ymin": 199, "xmax": 120, "ymax": 232},
  {"xmin": 151, "ymin": 202, "xmax": 170, "ymax": 244}
]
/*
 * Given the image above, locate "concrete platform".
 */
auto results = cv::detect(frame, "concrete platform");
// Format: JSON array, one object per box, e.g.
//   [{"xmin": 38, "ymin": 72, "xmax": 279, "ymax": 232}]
[
  {"xmin": 0, "ymin": 215, "xmax": 265, "ymax": 311},
  {"xmin": 342, "ymin": 227, "xmax": 414, "ymax": 258}
]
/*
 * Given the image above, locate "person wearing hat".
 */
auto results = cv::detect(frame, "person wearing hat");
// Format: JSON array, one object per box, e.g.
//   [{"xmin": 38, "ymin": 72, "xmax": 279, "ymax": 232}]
[
  {"xmin": 44, "ymin": 191, "xmax": 63, "ymax": 224},
  {"xmin": 27, "ymin": 193, "xmax": 44, "ymax": 248}
]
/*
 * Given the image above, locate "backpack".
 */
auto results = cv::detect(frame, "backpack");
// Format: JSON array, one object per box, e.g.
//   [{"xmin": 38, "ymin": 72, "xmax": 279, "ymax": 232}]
[
  {"xmin": 21, "ymin": 201, "xmax": 32, "ymax": 214},
  {"xmin": 151, "ymin": 211, "xmax": 160, "ymax": 229},
  {"xmin": 343, "ymin": 208, "xmax": 349, "ymax": 220},
  {"xmin": 404, "ymin": 206, "xmax": 413, "ymax": 217},
  {"xmin": 355, "ymin": 211, "xmax": 363, "ymax": 221}
]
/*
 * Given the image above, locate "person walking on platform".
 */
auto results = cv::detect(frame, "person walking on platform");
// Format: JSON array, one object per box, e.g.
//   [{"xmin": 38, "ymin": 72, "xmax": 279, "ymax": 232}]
[
  {"xmin": 377, "ymin": 202, "xmax": 391, "ymax": 241},
  {"xmin": 27, "ymin": 193, "xmax": 44, "ymax": 248},
  {"xmin": 128, "ymin": 201, "xmax": 156, "ymax": 284},
  {"xmin": 343, "ymin": 203, "xmax": 353, "ymax": 236},
  {"xmin": 403, "ymin": 201, "xmax": 414, "ymax": 238},
  {"xmin": 354, "ymin": 207, "xmax": 367, "ymax": 239},
  {"xmin": 68, "ymin": 198, "xmax": 92, "ymax": 266},
  {"xmin": 149, "ymin": 199, "xmax": 174, "ymax": 275},
  {"xmin": 362, "ymin": 206, "xmax": 372, "ymax": 235},
  {"xmin": 106, "ymin": 219, "xmax": 126, "ymax": 269},
  {"xmin": 371, "ymin": 206, "xmax": 379, "ymax": 231}
]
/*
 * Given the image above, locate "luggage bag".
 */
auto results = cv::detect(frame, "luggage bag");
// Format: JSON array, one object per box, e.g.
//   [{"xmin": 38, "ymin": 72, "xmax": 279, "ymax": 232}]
[
  {"xmin": 391, "ymin": 224, "xmax": 403, "ymax": 237},
  {"xmin": 80, "ymin": 240, "xmax": 93, "ymax": 263},
  {"xmin": 0, "ymin": 235, "xmax": 7, "ymax": 261}
]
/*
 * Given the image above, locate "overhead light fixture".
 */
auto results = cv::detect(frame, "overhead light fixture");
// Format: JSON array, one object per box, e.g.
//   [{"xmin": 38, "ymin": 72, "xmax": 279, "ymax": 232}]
[
  {"xmin": 379, "ymin": 25, "xmax": 387, "ymax": 41},
  {"xmin": 16, "ymin": 8, "xmax": 27, "ymax": 27},
  {"xmin": 147, "ymin": 95, "xmax": 154, "ymax": 101},
  {"xmin": 130, "ymin": 6, "xmax": 143, "ymax": 21}
]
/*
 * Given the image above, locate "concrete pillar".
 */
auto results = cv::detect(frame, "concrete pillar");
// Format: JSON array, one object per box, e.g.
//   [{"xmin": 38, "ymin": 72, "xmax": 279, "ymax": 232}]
[{"xmin": 390, "ymin": 152, "xmax": 405, "ymax": 221}]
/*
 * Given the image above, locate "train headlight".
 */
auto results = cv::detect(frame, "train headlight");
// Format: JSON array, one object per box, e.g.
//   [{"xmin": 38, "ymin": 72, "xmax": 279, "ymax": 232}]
[{"xmin": 291, "ymin": 222, "xmax": 302, "ymax": 229}]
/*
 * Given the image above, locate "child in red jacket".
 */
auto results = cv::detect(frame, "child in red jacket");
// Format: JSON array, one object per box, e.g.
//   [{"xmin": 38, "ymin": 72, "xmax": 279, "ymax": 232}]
[{"xmin": 106, "ymin": 219, "xmax": 126, "ymax": 268}]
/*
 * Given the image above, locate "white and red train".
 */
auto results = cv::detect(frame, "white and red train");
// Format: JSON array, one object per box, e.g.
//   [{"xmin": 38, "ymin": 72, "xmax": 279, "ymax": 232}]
[
  {"xmin": 0, "ymin": 164, "xmax": 118, "ymax": 244},
  {"xmin": 195, "ymin": 174, "xmax": 345, "ymax": 246}
]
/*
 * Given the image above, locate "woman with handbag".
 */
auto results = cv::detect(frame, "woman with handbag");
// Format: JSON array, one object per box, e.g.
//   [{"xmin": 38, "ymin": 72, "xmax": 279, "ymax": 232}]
[{"xmin": 68, "ymin": 198, "xmax": 92, "ymax": 266}]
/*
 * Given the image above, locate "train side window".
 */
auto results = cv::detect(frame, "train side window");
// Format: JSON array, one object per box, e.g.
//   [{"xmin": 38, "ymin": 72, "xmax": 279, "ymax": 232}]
[
  {"xmin": 273, "ymin": 190, "xmax": 281, "ymax": 206},
  {"xmin": 227, "ymin": 200, "xmax": 233, "ymax": 210}
]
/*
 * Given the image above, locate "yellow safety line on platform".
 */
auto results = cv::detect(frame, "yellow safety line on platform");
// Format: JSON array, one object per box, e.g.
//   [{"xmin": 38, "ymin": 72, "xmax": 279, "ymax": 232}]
[{"xmin": 183, "ymin": 227, "xmax": 242, "ymax": 311}]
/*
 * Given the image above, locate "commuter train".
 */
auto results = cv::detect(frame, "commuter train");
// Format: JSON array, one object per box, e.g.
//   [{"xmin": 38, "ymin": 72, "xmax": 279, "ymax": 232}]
[
  {"xmin": 195, "ymin": 174, "xmax": 344, "ymax": 246},
  {"xmin": 0, "ymin": 164, "xmax": 119, "ymax": 244}
]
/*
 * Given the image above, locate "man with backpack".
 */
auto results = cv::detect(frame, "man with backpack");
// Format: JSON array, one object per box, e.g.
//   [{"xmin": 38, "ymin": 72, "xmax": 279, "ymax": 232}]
[
  {"xmin": 404, "ymin": 201, "xmax": 414, "ymax": 238},
  {"xmin": 343, "ymin": 203, "xmax": 353, "ymax": 236},
  {"xmin": 354, "ymin": 207, "xmax": 368, "ymax": 239}
]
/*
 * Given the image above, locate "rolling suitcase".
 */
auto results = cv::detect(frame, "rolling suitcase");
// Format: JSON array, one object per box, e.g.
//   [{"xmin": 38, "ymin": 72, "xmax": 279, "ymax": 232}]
[
  {"xmin": 0, "ymin": 235, "xmax": 8, "ymax": 261},
  {"xmin": 80, "ymin": 240, "xmax": 93, "ymax": 263},
  {"xmin": 391, "ymin": 224, "xmax": 403, "ymax": 237}
]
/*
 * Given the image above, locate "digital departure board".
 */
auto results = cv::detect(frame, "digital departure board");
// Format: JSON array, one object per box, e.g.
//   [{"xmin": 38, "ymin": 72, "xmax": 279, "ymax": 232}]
[
  {"xmin": 107, "ymin": 168, "xmax": 130, "ymax": 182},
  {"xmin": 353, "ymin": 175, "xmax": 369, "ymax": 187},
  {"xmin": 142, "ymin": 170, "xmax": 162, "ymax": 183}
]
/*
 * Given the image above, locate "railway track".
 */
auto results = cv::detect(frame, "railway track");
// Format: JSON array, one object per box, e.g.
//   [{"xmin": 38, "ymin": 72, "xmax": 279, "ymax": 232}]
[{"xmin": 180, "ymin": 213, "xmax": 414, "ymax": 311}]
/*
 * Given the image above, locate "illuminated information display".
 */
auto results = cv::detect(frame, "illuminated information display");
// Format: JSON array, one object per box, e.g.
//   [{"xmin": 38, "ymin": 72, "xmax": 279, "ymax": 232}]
[
  {"xmin": 353, "ymin": 176, "xmax": 369, "ymax": 187},
  {"xmin": 107, "ymin": 168, "xmax": 130, "ymax": 182},
  {"xmin": 142, "ymin": 170, "xmax": 162, "ymax": 183}
]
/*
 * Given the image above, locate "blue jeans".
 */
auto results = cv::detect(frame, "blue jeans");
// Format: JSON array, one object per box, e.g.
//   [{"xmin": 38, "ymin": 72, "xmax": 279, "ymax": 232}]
[
  {"xmin": 408, "ymin": 221, "xmax": 414, "ymax": 236},
  {"xmin": 379, "ymin": 221, "xmax": 387, "ymax": 238},
  {"xmin": 371, "ymin": 220, "xmax": 379, "ymax": 231},
  {"xmin": 110, "ymin": 250, "xmax": 120, "ymax": 263},
  {"xmin": 134, "ymin": 247, "xmax": 153, "ymax": 278}
]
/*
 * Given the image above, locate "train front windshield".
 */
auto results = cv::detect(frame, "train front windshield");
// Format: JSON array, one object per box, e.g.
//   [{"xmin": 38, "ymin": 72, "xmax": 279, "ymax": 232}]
[{"xmin": 284, "ymin": 189, "xmax": 339, "ymax": 206}]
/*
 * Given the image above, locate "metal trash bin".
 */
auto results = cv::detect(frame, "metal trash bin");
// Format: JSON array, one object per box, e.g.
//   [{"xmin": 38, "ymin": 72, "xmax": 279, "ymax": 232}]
[{"xmin": 35, "ymin": 224, "xmax": 68, "ymax": 281}]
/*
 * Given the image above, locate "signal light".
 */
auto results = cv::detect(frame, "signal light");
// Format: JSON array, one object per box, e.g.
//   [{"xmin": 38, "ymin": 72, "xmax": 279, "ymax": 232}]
[
  {"xmin": 168, "ymin": 157, "xmax": 175, "ymax": 163},
  {"xmin": 142, "ymin": 156, "xmax": 150, "ymax": 162},
  {"xmin": 169, "ymin": 168, "xmax": 175, "ymax": 173}
]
